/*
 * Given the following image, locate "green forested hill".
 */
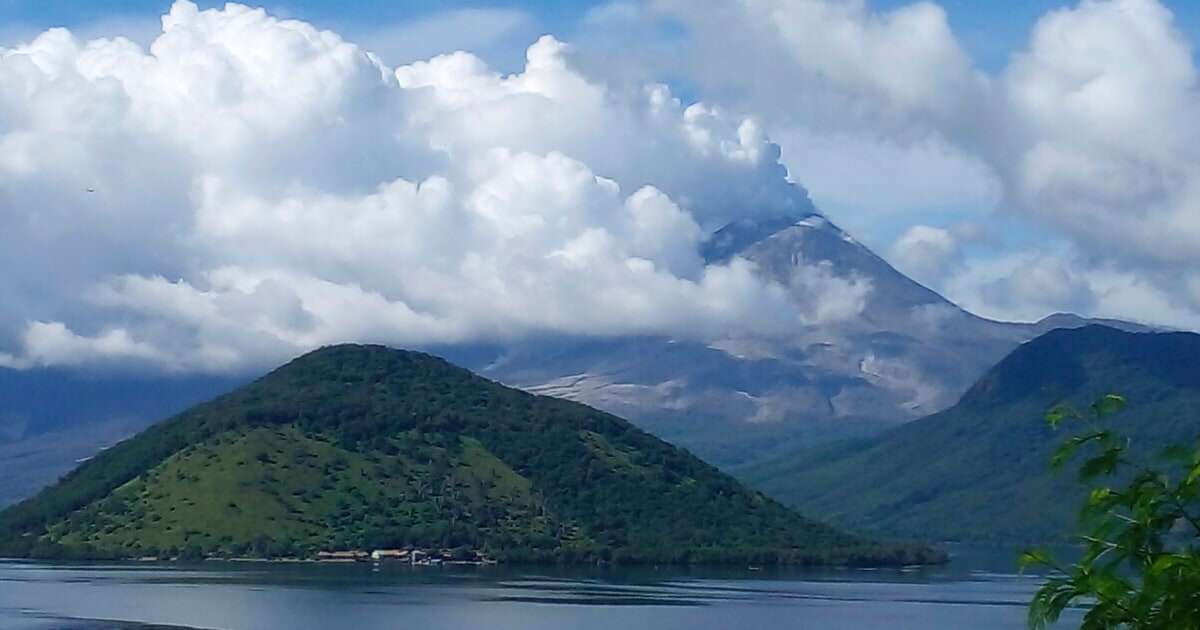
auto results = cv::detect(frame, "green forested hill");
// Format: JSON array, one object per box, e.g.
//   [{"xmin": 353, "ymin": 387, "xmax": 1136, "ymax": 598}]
[
  {"xmin": 742, "ymin": 326, "xmax": 1200, "ymax": 543},
  {"xmin": 0, "ymin": 345, "xmax": 934, "ymax": 565}
]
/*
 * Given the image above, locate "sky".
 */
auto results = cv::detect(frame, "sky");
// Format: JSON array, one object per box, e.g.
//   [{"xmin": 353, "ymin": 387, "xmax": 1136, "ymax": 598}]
[
  {"xmin": 6, "ymin": 1, "xmax": 1200, "ymax": 70},
  {"xmin": 2, "ymin": 0, "xmax": 1200, "ymax": 373}
]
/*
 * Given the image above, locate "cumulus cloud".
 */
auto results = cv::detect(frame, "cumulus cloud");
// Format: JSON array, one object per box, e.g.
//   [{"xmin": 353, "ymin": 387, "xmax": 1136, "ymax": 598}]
[
  {"xmin": 642, "ymin": 0, "xmax": 1200, "ymax": 329},
  {"xmin": 6, "ymin": 0, "xmax": 1198, "ymax": 372},
  {"xmin": 995, "ymin": 0, "xmax": 1200, "ymax": 266},
  {"xmin": 889, "ymin": 225, "xmax": 962, "ymax": 286},
  {"xmin": 788, "ymin": 262, "xmax": 874, "ymax": 325},
  {"xmin": 653, "ymin": 0, "xmax": 983, "ymax": 130},
  {"xmin": 648, "ymin": 0, "xmax": 995, "ymax": 215},
  {"xmin": 978, "ymin": 256, "xmax": 1097, "ymax": 320},
  {"xmin": 942, "ymin": 249, "xmax": 1200, "ymax": 331},
  {"xmin": 0, "ymin": 1, "xmax": 839, "ymax": 372},
  {"xmin": 956, "ymin": 0, "xmax": 1200, "ymax": 326},
  {"xmin": 0, "ymin": 322, "xmax": 166, "ymax": 370},
  {"xmin": 770, "ymin": 128, "xmax": 1000, "ymax": 232}
]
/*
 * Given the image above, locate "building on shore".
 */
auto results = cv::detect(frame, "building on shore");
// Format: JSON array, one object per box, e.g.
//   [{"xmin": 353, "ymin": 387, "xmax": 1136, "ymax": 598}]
[
  {"xmin": 316, "ymin": 550, "xmax": 369, "ymax": 562},
  {"xmin": 370, "ymin": 549, "xmax": 410, "ymax": 562}
]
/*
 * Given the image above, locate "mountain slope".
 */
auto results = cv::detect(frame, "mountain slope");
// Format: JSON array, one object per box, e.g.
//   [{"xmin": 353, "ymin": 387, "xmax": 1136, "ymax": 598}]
[
  {"xmin": 487, "ymin": 214, "xmax": 1144, "ymax": 468},
  {"xmin": 741, "ymin": 326, "xmax": 1200, "ymax": 542},
  {"xmin": 0, "ymin": 345, "xmax": 936, "ymax": 565}
]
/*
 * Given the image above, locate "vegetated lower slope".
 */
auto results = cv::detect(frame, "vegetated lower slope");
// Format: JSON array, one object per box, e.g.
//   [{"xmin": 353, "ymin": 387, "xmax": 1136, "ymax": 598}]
[
  {"xmin": 0, "ymin": 345, "xmax": 937, "ymax": 566},
  {"xmin": 742, "ymin": 326, "xmax": 1200, "ymax": 543}
]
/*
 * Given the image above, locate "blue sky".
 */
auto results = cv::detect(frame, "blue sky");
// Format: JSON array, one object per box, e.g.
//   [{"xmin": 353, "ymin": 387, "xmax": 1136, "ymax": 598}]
[
  {"xmin": 5, "ymin": 1, "xmax": 1199, "ymax": 67},
  {"xmin": 0, "ymin": 1, "xmax": 606, "ymax": 76},
  {"xmin": 0, "ymin": 1, "xmax": 592, "ymax": 49}
]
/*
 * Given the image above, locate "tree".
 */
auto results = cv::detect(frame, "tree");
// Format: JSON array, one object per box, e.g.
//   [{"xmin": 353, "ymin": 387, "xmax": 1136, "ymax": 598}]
[{"xmin": 1022, "ymin": 394, "xmax": 1200, "ymax": 629}]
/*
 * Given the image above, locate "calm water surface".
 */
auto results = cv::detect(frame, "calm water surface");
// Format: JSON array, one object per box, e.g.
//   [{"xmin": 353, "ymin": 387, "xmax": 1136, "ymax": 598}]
[{"xmin": 0, "ymin": 546, "xmax": 1078, "ymax": 629}]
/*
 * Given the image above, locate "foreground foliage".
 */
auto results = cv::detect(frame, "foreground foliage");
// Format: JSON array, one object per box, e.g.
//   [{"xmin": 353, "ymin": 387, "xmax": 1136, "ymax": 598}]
[
  {"xmin": 0, "ymin": 345, "xmax": 939, "ymax": 566},
  {"xmin": 1023, "ymin": 394, "xmax": 1200, "ymax": 629}
]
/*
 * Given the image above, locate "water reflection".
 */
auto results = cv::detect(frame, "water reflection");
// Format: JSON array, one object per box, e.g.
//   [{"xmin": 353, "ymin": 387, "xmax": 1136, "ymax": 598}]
[{"xmin": 0, "ymin": 546, "xmax": 1079, "ymax": 630}]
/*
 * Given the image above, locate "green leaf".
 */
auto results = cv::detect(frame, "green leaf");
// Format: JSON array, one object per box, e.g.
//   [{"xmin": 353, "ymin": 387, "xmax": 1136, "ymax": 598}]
[
  {"xmin": 1046, "ymin": 404, "xmax": 1077, "ymax": 428},
  {"xmin": 1087, "ymin": 487, "xmax": 1113, "ymax": 506},
  {"xmin": 1080, "ymin": 448, "xmax": 1123, "ymax": 481},
  {"xmin": 1020, "ymin": 549, "xmax": 1054, "ymax": 571},
  {"xmin": 1149, "ymin": 554, "xmax": 1186, "ymax": 575},
  {"xmin": 1052, "ymin": 432, "xmax": 1111, "ymax": 469},
  {"xmin": 1052, "ymin": 442, "xmax": 1080, "ymax": 469},
  {"xmin": 1186, "ymin": 463, "xmax": 1200, "ymax": 487},
  {"xmin": 1032, "ymin": 396, "xmax": 1200, "ymax": 630}
]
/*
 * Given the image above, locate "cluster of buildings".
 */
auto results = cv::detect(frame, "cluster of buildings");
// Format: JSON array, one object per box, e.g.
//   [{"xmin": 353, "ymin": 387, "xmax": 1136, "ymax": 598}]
[{"xmin": 314, "ymin": 548, "xmax": 492, "ymax": 566}]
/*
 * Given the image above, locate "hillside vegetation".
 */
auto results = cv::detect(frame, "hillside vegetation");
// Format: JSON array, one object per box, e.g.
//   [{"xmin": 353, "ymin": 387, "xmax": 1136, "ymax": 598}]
[
  {"xmin": 742, "ymin": 326, "xmax": 1200, "ymax": 542},
  {"xmin": 0, "ymin": 345, "xmax": 937, "ymax": 565}
]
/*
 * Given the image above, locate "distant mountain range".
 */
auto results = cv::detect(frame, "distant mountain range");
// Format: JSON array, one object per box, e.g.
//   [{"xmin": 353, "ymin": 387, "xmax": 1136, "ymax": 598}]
[
  {"xmin": 0, "ymin": 212, "xmax": 1154, "ymax": 506},
  {"xmin": 0, "ymin": 344, "xmax": 937, "ymax": 566},
  {"xmin": 741, "ymin": 326, "xmax": 1200, "ymax": 542}
]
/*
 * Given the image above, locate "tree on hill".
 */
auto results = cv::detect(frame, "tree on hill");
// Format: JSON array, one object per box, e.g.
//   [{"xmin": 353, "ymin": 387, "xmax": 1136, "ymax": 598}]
[{"xmin": 1023, "ymin": 395, "xmax": 1200, "ymax": 629}]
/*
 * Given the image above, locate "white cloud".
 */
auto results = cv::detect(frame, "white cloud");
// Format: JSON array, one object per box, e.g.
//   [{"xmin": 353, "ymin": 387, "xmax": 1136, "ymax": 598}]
[
  {"xmin": 0, "ymin": 1, "xmax": 833, "ymax": 372},
  {"xmin": 942, "ymin": 249, "xmax": 1200, "ymax": 331},
  {"xmin": 6, "ymin": 0, "xmax": 1198, "ymax": 373},
  {"xmin": 1, "ymin": 322, "xmax": 166, "ymax": 369},
  {"xmin": 983, "ymin": 257, "xmax": 1096, "ymax": 319},
  {"xmin": 773, "ymin": 128, "xmax": 1000, "ymax": 224},
  {"xmin": 788, "ymin": 262, "xmax": 874, "ymax": 325},
  {"xmin": 1087, "ymin": 268, "xmax": 1200, "ymax": 330},
  {"xmin": 940, "ymin": 252, "xmax": 1090, "ymax": 323},
  {"xmin": 889, "ymin": 225, "xmax": 962, "ymax": 286},
  {"xmin": 655, "ymin": 0, "xmax": 983, "ymax": 129},
  {"xmin": 643, "ymin": 0, "xmax": 1200, "ymax": 329},
  {"xmin": 640, "ymin": 0, "xmax": 1001, "ymax": 240},
  {"xmin": 995, "ymin": 0, "xmax": 1200, "ymax": 267}
]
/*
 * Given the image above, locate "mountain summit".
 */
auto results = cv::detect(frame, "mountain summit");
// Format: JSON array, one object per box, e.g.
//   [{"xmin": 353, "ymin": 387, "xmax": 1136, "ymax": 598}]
[{"xmin": 0, "ymin": 344, "xmax": 936, "ymax": 565}]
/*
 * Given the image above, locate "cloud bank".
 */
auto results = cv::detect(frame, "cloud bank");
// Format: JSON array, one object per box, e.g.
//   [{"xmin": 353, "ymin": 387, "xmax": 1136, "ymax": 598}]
[
  {"xmin": 647, "ymin": 0, "xmax": 1200, "ymax": 327},
  {"xmin": 0, "ymin": 1, "xmax": 824, "ymax": 371},
  {"xmin": 4, "ymin": 0, "xmax": 1200, "ymax": 372}
]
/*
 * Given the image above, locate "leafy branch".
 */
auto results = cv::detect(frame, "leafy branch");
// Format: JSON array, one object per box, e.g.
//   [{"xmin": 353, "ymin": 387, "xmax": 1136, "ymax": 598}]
[{"xmin": 1023, "ymin": 394, "xmax": 1200, "ymax": 629}]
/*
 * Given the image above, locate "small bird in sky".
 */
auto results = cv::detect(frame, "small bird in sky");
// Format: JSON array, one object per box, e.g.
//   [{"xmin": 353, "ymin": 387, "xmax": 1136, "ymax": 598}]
[{"xmin": 86, "ymin": 187, "xmax": 95, "ymax": 193}]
